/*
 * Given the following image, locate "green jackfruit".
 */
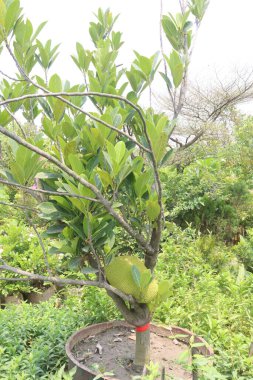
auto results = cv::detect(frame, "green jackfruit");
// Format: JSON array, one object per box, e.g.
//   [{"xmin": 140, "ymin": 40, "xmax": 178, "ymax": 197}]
[{"xmin": 105, "ymin": 256, "xmax": 158, "ymax": 303}]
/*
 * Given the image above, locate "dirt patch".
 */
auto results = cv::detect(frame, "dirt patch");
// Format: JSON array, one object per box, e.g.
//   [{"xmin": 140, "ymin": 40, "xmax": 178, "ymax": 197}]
[{"xmin": 72, "ymin": 326, "xmax": 192, "ymax": 379}]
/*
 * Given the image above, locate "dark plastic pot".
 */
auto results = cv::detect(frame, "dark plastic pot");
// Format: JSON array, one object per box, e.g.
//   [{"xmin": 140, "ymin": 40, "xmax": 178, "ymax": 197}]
[{"xmin": 65, "ymin": 321, "xmax": 213, "ymax": 380}]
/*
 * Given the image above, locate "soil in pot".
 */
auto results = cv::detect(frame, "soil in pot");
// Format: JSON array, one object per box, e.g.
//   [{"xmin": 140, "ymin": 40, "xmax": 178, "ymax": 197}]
[{"xmin": 71, "ymin": 325, "xmax": 192, "ymax": 379}]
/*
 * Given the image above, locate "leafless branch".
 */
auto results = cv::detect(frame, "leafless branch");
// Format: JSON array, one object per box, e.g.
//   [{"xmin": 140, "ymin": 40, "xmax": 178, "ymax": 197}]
[
  {"xmin": 158, "ymin": 68, "xmax": 253, "ymax": 153},
  {"xmin": 0, "ymin": 69, "xmax": 26, "ymax": 82},
  {"xmin": 3, "ymin": 105, "xmax": 27, "ymax": 138}
]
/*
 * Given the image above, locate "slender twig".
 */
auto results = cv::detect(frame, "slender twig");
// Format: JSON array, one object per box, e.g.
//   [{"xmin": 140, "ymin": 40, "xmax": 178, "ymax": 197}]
[
  {"xmin": 159, "ymin": 0, "xmax": 176, "ymax": 112},
  {"xmin": 0, "ymin": 69, "xmax": 26, "ymax": 82},
  {"xmin": 87, "ymin": 216, "xmax": 103, "ymax": 284},
  {"xmin": 170, "ymin": 136, "xmax": 183, "ymax": 147},
  {"xmin": 0, "ymin": 91, "xmax": 151, "ymax": 154},
  {"xmin": 0, "ymin": 263, "xmax": 134, "ymax": 303},
  {"xmin": 3, "ymin": 106, "xmax": 27, "ymax": 138},
  {"xmin": 0, "ymin": 178, "xmax": 100, "ymax": 203},
  {"xmin": 0, "ymin": 201, "xmax": 37, "ymax": 212},
  {"xmin": 0, "ymin": 126, "xmax": 154, "ymax": 255},
  {"xmin": 0, "ymin": 94, "xmax": 26, "ymax": 137},
  {"xmin": 24, "ymin": 212, "xmax": 52, "ymax": 276},
  {"xmin": 141, "ymin": 117, "xmax": 164, "ymax": 262}
]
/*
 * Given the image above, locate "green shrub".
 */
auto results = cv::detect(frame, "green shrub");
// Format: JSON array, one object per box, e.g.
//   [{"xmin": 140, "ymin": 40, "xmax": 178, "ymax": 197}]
[
  {"xmin": 161, "ymin": 158, "xmax": 253, "ymax": 242},
  {"xmin": 1, "ymin": 226, "xmax": 253, "ymax": 378},
  {"xmin": 0, "ymin": 290, "xmax": 119, "ymax": 379},
  {"xmin": 154, "ymin": 227, "xmax": 253, "ymax": 379},
  {"xmin": 233, "ymin": 229, "xmax": 253, "ymax": 272},
  {"xmin": 0, "ymin": 219, "xmax": 62, "ymax": 296}
]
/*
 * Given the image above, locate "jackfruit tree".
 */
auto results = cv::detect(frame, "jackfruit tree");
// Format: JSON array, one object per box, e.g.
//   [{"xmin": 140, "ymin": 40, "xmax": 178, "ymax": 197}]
[{"xmin": 0, "ymin": 0, "xmax": 209, "ymax": 369}]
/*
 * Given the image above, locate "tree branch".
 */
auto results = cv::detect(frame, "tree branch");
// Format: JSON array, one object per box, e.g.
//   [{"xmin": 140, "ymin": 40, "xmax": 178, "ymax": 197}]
[
  {"xmin": 0, "ymin": 92, "xmax": 151, "ymax": 154},
  {"xmin": 0, "ymin": 178, "xmax": 100, "ymax": 202},
  {"xmin": 107, "ymin": 290, "xmax": 150, "ymax": 326},
  {"xmin": 3, "ymin": 37, "xmax": 161, "ymax": 260},
  {"xmin": 0, "ymin": 127, "xmax": 154, "ymax": 256},
  {"xmin": 0, "ymin": 201, "xmax": 37, "ymax": 212},
  {"xmin": 0, "ymin": 263, "xmax": 134, "ymax": 303},
  {"xmin": 0, "ymin": 69, "xmax": 26, "ymax": 82}
]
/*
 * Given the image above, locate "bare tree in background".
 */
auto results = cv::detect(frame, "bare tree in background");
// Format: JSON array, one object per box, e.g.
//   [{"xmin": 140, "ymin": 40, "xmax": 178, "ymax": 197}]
[{"xmin": 156, "ymin": 68, "xmax": 253, "ymax": 164}]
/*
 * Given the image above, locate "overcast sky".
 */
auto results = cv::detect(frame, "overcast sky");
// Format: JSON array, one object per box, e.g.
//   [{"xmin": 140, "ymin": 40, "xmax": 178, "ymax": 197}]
[{"xmin": 5, "ymin": 1, "xmax": 253, "ymax": 112}]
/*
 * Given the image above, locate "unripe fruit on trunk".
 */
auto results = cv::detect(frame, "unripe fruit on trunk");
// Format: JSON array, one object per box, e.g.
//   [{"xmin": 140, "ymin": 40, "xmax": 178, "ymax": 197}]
[{"xmin": 105, "ymin": 256, "xmax": 158, "ymax": 303}]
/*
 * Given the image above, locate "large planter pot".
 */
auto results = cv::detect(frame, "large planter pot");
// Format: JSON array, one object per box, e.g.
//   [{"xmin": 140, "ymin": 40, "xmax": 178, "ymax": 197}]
[
  {"xmin": 4, "ymin": 293, "xmax": 24, "ymax": 305},
  {"xmin": 25, "ymin": 285, "xmax": 56, "ymax": 304},
  {"xmin": 66, "ymin": 321, "xmax": 213, "ymax": 380}
]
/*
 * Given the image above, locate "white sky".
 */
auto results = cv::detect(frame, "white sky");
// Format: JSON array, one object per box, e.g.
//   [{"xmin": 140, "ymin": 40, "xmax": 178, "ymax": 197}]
[{"xmin": 3, "ymin": 0, "xmax": 253, "ymax": 113}]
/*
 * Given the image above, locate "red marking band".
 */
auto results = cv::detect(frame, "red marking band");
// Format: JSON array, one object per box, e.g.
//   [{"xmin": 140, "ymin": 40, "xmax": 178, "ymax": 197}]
[{"xmin": 136, "ymin": 323, "xmax": 150, "ymax": 332}]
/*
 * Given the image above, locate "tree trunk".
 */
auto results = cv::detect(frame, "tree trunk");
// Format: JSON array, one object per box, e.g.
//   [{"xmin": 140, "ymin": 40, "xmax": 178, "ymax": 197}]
[
  {"xmin": 107, "ymin": 289, "xmax": 152, "ymax": 367},
  {"xmin": 134, "ymin": 324, "xmax": 151, "ymax": 367}
]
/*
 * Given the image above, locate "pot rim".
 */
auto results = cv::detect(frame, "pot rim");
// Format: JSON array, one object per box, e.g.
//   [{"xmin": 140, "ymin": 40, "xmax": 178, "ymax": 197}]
[{"xmin": 65, "ymin": 320, "xmax": 214, "ymax": 379}]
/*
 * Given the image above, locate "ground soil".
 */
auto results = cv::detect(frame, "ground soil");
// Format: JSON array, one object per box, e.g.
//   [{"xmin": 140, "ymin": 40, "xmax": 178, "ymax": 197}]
[{"xmin": 72, "ymin": 326, "xmax": 192, "ymax": 380}]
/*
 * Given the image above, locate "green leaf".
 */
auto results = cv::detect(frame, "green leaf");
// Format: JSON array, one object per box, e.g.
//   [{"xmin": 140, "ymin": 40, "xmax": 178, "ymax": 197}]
[
  {"xmin": 160, "ymin": 149, "xmax": 174, "ymax": 166},
  {"xmin": 81, "ymin": 267, "xmax": 99, "ymax": 274},
  {"xmin": 38, "ymin": 202, "xmax": 59, "ymax": 215},
  {"xmin": 134, "ymin": 51, "xmax": 152, "ymax": 78},
  {"xmin": 68, "ymin": 154, "xmax": 84, "ymax": 175},
  {"xmin": 0, "ymin": 109, "xmax": 11, "ymax": 126},
  {"xmin": 49, "ymin": 73, "xmax": 62, "ymax": 92},
  {"xmin": 53, "ymin": 99, "xmax": 66, "ymax": 122},
  {"xmin": 162, "ymin": 15, "xmax": 182, "ymax": 51},
  {"xmin": 146, "ymin": 199, "xmax": 160, "ymax": 221},
  {"xmin": 115, "ymin": 141, "xmax": 126, "ymax": 163},
  {"xmin": 131, "ymin": 265, "xmax": 141, "ymax": 289},
  {"xmin": 39, "ymin": 98, "xmax": 53, "ymax": 119},
  {"xmin": 166, "ymin": 50, "xmax": 184, "ymax": 88},
  {"xmin": 190, "ymin": 0, "xmax": 209, "ymax": 21},
  {"xmin": 83, "ymin": 214, "xmax": 91, "ymax": 238},
  {"xmin": 106, "ymin": 141, "xmax": 116, "ymax": 161},
  {"xmin": 5, "ymin": 0, "xmax": 21, "ymax": 34},
  {"xmin": 31, "ymin": 21, "xmax": 47, "ymax": 42},
  {"xmin": 159, "ymin": 71, "xmax": 172, "ymax": 89},
  {"xmin": 0, "ymin": 0, "xmax": 6, "ymax": 28},
  {"xmin": 46, "ymin": 224, "xmax": 64, "ymax": 235},
  {"xmin": 126, "ymin": 68, "xmax": 144, "ymax": 93},
  {"xmin": 42, "ymin": 116, "xmax": 54, "ymax": 139},
  {"xmin": 104, "ymin": 234, "xmax": 115, "ymax": 254},
  {"xmin": 140, "ymin": 270, "xmax": 153, "ymax": 290},
  {"xmin": 97, "ymin": 168, "xmax": 112, "ymax": 189},
  {"xmin": 134, "ymin": 170, "xmax": 153, "ymax": 198}
]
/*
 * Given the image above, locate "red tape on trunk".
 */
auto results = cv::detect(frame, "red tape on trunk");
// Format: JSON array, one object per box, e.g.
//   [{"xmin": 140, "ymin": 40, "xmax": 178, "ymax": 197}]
[{"xmin": 135, "ymin": 323, "xmax": 150, "ymax": 332}]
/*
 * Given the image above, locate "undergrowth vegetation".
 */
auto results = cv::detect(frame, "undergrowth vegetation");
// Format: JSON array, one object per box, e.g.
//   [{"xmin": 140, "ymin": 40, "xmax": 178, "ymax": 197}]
[
  {"xmin": 0, "ymin": 289, "xmax": 119, "ymax": 379},
  {"xmin": 0, "ymin": 225, "xmax": 253, "ymax": 379}
]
